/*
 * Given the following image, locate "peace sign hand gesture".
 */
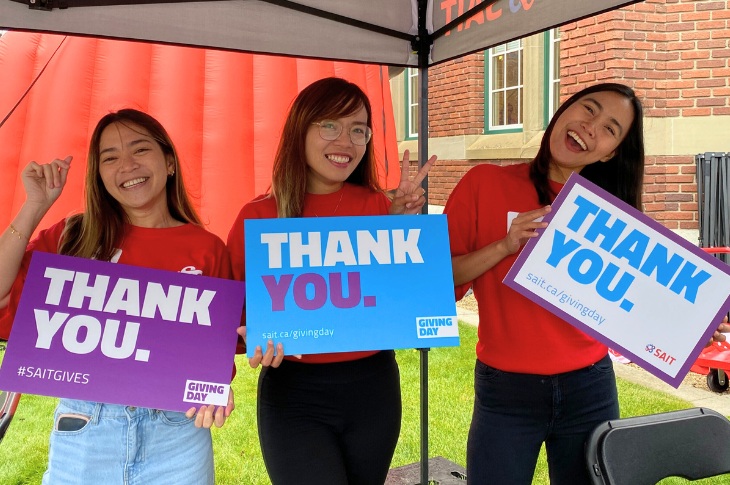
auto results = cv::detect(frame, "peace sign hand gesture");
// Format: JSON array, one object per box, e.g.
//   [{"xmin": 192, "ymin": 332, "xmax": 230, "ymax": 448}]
[{"xmin": 389, "ymin": 149, "xmax": 437, "ymax": 215}]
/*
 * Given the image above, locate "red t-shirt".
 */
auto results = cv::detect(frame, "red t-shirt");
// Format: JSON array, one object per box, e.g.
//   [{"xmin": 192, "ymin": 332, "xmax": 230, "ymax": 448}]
[
  {"xmin": 227, "ymin": 183, "xmax": 392, "ymax": 364},
  {"xmin": 0, "ymin": 220, "xmax": 232, "ymax": 340},
  {"xmin": 444, "ymin": 162, "xmax": 607, "ymax": 374}
]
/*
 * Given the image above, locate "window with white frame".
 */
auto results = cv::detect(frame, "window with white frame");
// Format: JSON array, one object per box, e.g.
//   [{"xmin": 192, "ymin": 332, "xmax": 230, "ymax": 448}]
[
  {"xmin": 547, "ymin": 28, "xmax": 561, "ymax": 117},
  {"xmin": 406, "ymin": 68, "xmax": 419, "ymax": 138},
  {"xmin": 487, "ymin": 40, "xmax": 523, "ymax": 131}
]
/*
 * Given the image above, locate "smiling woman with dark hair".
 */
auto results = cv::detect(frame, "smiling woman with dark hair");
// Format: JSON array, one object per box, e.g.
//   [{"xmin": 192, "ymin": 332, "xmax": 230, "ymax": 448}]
[{"xmin": 444, "ymin": 83, "xmax": 645, "ymax": 485}]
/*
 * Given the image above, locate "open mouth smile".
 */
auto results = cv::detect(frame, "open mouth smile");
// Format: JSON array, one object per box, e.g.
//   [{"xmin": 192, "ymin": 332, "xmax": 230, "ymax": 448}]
[
  {"xmin": 326, "ymin": 154, "xmax": 351, "ymax": 164},
  {"xmin": 567, "ymin": 130, "xmax": 587, "ymax": 151},
  {"xmin": 121, "ymin": 177, "xmax": 149, "ymax": 188}
]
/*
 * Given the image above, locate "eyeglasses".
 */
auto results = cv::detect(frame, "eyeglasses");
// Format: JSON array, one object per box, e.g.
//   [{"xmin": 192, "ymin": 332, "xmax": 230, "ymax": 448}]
[{"xmin": 312, "ymin": 120, "xmax": 372, "ymax": 146}]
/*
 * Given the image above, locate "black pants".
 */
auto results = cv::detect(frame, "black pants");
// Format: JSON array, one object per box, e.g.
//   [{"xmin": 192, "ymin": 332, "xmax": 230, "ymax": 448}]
[{"xmin": 257, "ymin": 351, "xmax": 402, "ymax": 485}]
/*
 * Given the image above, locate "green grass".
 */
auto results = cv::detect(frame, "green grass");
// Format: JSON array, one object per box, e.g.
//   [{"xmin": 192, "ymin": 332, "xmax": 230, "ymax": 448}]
[{"xmin": 1, "ymin": 323, "xmax": 728, "ymax": 484}]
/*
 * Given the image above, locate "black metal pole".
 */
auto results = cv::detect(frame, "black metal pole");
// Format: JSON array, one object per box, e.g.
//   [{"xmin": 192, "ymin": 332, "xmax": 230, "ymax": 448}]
[
  {"xmin": 419, "ymin": 347, "xmax": 429, "ymax": 484},
  {"xmin": 416, "ymin": 1, "xmax": 431, "ymax": 483},
  {"xmin": 418, "ymin": 62, "xmax": 430, "ymax": 481}
]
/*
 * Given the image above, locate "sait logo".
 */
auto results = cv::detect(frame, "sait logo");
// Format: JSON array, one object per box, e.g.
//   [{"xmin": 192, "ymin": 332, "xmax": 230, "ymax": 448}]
[{"xmin": 645, "ymin": 343, "xmax": 675, "ymax": 365}]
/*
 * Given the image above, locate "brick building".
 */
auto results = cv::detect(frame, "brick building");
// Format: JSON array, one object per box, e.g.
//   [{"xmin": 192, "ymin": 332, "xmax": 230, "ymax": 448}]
[{"xmin": 390, "ymin": 0, "xmax": 730, "ymax": 243}]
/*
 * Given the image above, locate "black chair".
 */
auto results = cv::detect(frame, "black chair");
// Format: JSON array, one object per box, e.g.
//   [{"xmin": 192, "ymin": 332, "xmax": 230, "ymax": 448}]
[{"xmin": 586, "ymin": 407, "xmax": 730, "ymax": 485}]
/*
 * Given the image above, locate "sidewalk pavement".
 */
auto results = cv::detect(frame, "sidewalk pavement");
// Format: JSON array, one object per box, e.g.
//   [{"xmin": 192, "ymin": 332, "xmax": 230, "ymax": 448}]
[
  {"xmin": 456, "ymin": 305, "xmax": 730, "ymax": 417},
  {"xmin": 612, "ymin": 360, "xmax": 730, "ymax": 416}
]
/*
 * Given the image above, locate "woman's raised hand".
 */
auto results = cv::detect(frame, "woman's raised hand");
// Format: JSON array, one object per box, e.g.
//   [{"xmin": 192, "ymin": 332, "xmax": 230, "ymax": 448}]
[
  {"xmin": 389, "ymin": 149, "xmax": 437, "ymax": 215},
  {"xmin": 22, "ymin": 156, "xmax": 72, "ymax": 210}
]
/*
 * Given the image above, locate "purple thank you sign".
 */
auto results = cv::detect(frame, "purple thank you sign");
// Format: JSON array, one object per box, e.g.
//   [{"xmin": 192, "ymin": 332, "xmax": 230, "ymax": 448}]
[{"xmin": 0, "ymin": 252, "xmax": 244, "ymax": 412}]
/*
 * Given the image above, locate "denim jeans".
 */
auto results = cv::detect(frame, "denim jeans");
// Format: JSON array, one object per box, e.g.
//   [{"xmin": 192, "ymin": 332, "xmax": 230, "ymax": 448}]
[
  {"xmin": 466, "ymin": 354, "xmax": 618, "ymax": 485},
  {"xmin": 42, "ymin": 399, "xmax": 214, "ymax": 485}
]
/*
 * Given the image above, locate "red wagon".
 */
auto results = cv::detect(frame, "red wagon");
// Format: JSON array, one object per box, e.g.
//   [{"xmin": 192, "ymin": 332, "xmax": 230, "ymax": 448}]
[
  {"xmin": 690, "ymin": 341, "xmax": 730, "ymax": 393},
  {"xmin": 689, "ymin": 247, "xmax": 730, "ymax": 393}
]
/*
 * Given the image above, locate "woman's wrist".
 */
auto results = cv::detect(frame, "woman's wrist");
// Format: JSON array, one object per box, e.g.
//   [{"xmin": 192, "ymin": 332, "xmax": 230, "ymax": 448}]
[{"xmin": 7, "ymin": 224, "xmax": 29, "ymax": 242}]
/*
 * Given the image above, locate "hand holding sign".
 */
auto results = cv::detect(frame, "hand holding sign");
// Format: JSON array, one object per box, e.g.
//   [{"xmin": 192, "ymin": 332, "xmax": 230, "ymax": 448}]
[
  {"xmin": 708, "ymin": 316, "xmax": 730, "ymax": 346},
  {"xmin": 186, "ymin": 387, "xmax": 235, "ymax": 428},
  {"xmin": 504, "ymin": 206, "xmax": 551, "ymax": 254},
  {"xmin": 237, "ymin": 326, "xmax": 285, "ymax": 369},
  {"xmin": 453, "ymin": 206, "xmax": 553, "ymax": 288}
]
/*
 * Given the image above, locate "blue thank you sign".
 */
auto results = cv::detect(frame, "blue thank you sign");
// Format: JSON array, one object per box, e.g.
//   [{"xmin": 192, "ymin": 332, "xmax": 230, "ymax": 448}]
[{"xmin": 244, "ymin": 214, "xmax": 459, "ymax": 355}]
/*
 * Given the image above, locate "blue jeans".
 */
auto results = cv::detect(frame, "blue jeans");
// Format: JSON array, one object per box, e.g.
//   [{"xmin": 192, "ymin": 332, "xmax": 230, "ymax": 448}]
[
  {"xmin": 466, "ymin": 354, "xmax": 618, "ymax": 485},
  {"xmin": 42, "ymin": 399, "xmax": 214, "ymax": 485}
]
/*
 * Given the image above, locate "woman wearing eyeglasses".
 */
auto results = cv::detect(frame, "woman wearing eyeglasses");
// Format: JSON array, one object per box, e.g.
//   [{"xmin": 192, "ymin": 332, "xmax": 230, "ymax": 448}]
[{"xmin": 226, "ymin": 77, "xmax": 434, "ymax": 485}]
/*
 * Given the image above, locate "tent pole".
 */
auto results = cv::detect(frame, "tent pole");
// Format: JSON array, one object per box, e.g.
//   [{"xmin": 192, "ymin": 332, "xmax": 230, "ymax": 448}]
[
  {"xmin": 416, "ymin": 1, "xmax": 431, "ymax": 483},
  {"xmin": 419, "ymin": 346, "xmax": 429, "ymax": 484},
  {"xmin": 417, "ymin": 63, "xmax": 430, "ymax": 483}
]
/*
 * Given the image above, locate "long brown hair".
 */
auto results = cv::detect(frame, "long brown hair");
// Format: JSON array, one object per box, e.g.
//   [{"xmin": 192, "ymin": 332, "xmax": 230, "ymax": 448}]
[
  {"xmin": 270, "ymin": 77, "xmax": 381, "ymax": 218},
  {"xmin": 59, "ymin": 109, "xmax": 200, "ymax": 260},
  {"xmin": 529, "ymin": 83, "xmax": 645, "ymax": 210}
]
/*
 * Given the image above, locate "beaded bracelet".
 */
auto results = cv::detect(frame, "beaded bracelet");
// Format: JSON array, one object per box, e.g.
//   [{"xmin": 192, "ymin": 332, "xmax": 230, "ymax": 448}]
[{"xmin": 9, "ymin": 224, "xmax": 28, "ymax": 241}]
